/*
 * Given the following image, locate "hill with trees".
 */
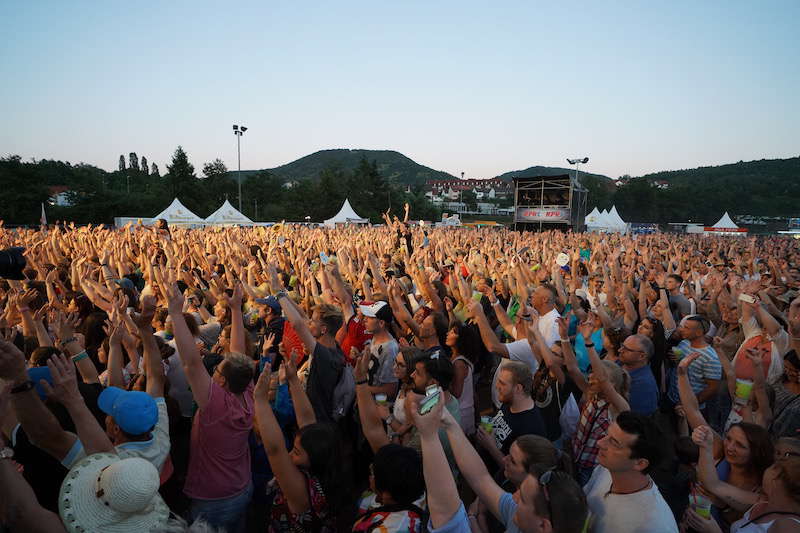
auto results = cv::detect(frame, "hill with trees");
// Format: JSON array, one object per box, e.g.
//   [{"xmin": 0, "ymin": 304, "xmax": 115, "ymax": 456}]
[
  {"xmin": 610, "ymin": 156, "xmax": 800, "ymax": 224},
  {"xmin": 257, "ymin": 148, "xmax": 458, "ymax": 186}
]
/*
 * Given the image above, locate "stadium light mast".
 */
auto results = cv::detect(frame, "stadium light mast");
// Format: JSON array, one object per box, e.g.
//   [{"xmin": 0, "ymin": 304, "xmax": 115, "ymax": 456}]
[
  {"xmin": 233, "ymin": 125, "xmax": 248, "ymax": 212},
  {"xmin": 566, "ymin": 157, "xmax": 589, "ymax": 186}
]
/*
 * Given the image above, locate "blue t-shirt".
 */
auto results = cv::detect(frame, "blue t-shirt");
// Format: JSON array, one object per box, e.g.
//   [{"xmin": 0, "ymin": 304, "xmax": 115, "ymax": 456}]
[
  {"xmin": 626, "ymin": 364, "xmax": 659, "ymax": 416},
  {"xmin": 498, "ymin": 491, "xmax": 522, "ymax": 533},
  {"xmin": 575, "ymin": 329, "xmax": 604, "ymax": 374},
  {"xmin": 428, "ymin": 503, "xmax": 470, "ymax": 533}
]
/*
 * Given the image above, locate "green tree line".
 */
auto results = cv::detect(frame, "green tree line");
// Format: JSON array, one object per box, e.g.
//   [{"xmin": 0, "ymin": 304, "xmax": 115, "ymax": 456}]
[{"xmin": 0, "ymin": 148, "xmax": 441, "ymax": 225}]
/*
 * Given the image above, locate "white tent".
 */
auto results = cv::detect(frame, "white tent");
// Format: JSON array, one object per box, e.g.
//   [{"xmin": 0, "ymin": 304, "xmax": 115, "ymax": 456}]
[
  {"xmin": 584, "ymin": 207, "xmax": 602, "ymax": 226},
  {"xmin": 711, "ymin": 212, "xmax": 739, "ymax": 229},
  {"xmin": 608, "ymin": 205, "xmax": 628, "ymax": 232},
  {"xmin": 205, "ymin": 200, "xmax": 253, "ymax": 226},
  {"xmin": 323, "ymin": 199, "xmax": 369, "ymax": 228},
  {"xmin": 153, "ymin": 198, "xmax": 204, "ymax": 226},
  {"xmin": 705, "ymin": 212, "xmax": 747, "ymax": 236}
]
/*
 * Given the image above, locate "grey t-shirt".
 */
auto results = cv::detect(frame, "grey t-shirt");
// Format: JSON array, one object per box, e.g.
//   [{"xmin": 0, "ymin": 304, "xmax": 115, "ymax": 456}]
[
  {"xmin": 670, "ymin": 293, "xmax": 692, "ymax": 321},
  {"xmin": 367, "ymin": 338, "xmax": 400, "ymax": 387}
]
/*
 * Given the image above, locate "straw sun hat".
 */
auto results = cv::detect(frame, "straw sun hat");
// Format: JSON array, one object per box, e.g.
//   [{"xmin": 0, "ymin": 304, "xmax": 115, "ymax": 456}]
[{"xmin": 59, "ymin": 453, "xmax": 170, "ymax": 532}]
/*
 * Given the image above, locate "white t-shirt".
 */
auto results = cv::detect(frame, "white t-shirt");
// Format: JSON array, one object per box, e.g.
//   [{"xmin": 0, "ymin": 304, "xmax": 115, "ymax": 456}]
[
  {"xmin": 62, "ymin": 397, "xmax": 171, "ymax": 471},
  {"xmin": 583, "ymin": 466, "xmax": 678, "ymax": 533},
  {"xmin": 490, "ymin": 308, "xmax": 560, "ymax": 409}
]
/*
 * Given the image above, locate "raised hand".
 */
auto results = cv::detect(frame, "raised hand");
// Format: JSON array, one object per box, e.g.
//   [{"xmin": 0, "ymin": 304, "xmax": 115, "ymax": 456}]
[
  {"xmin": 40, "ymin": 353, "xmax": 82, "ymax": 406},
  {"xmin": 408, "ymin": 387, "xmax": 444, "ymax": 439},
  {"xmin": 677, "ymin": 352, "xmax": 702, "ymax": 374},
  {"xmin": 353, "ymin": 347, "xmax": 370, "ymax": 383},
  {"xmin": 130, "ymin": 294, "xmax": 157, "ymax": 329},
  {"xmin": 0, "ymin": 339, "xmax": 27, "ymax": 382},
  {"xmin": 283, "ymin": 357, "xmax": 299, "ymax": 382},
  {"xmin": 691, "ymin": 424, "xmax": 714, "ymax": 450},
  {"xmin": 262, "ymin": 332, "xmax": 276, "ymax": 355}
]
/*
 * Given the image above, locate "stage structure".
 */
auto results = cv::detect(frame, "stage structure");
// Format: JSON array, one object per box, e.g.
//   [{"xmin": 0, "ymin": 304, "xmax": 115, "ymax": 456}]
[{"xmin": 512, "ymin": 174, "xmax": 588, "ymax": 231}]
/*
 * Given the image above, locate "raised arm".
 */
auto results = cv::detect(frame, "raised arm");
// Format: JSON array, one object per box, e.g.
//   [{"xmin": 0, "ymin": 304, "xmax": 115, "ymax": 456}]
[
  {"xmin": 268, "ymin": 265, "xmax": 317, "ymax": 354},
  {"xmin": 0, "ymin": 442, "xmax": 67, "ymax": 533},
  {"xmin": 253, "ymin": 368, "xmax": 311, "ymax": 515},
  {"xmin": 479, "ymin": 283, "xmax": 515, "ymax": 337},
  {"xmin": 0, "ymin": 339, "xmax": 78, "ymax": 462},
  {"xmin": 692, "ymin": 425, "xmax": 757, "ymax": 511},
  {"xmin": 410, "ymin": 390, "xmax": 466, "ymax": 529},
  {"xmin": 677, "ymin": 352, "xmax": 709, "ymax": 430},
  {"xmin": 467, "ymin": 300, "xmax": 509, "ymax": 357},
  {"xmin": 160, "ymin": 270, "xmax": 212, "ymax": 410},
  {"xmin": 284, "ymin": 359, "xmax": 316, "ymax": 429},
  {"xmin": 227, "ymin": 282, "xmax": 247, "ymax": 355},
  {"xmin": 746, "ymin": 347, "xmax": 772, "ymax": 428},
  {"xmin": 131, "ymin": 295, "xmax": 165, "ymax": 398},
  {"xmin": 441, "ymin": 400, "xmax": 505, "ymax": 520},
  {"xmin": 42, "ymin": 353, "xmax": 115, "ymax": 455},
  {"xmin": 354, "ymin": 349, "xmax": 391, "ymax": 453}
]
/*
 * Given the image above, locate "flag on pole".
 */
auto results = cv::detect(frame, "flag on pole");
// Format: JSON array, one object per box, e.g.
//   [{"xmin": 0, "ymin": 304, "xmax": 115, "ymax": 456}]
[{"xmin": 40, "ymin": 202, "xmax": 47, "ymax": 226}]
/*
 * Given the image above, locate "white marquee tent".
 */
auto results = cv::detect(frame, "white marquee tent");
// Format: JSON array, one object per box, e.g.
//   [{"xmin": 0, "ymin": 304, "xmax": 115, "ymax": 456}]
[
  {"xmin": 705, "ymin": 212, "xmax": 747, "ymax": 236},
  {"xmin": 584, "ymin": 207, "xmax": 602, "ymax": 226},
  {"xmin": 324, "ymin": 199, "xmax": 369, "ymax": 228},
  {"xmin": 608, "ymin": 205, "xmax": 628, "ymax": 233},
  {"xmin": 153, "ymin": 198, "xmax": 204, "ymax": 226},
  {"xmin": 585, "ymin": 206, "xmax": 628, "ymax": 233},
  {"xmin": 204, "ymin": 200, "xmax": 253, "ymax": 226}
]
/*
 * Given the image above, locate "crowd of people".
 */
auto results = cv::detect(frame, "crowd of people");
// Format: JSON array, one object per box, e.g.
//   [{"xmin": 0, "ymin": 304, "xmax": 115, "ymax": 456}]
[{"xmin": 1, "ymin": 211, "xmax": 800, "ymax": 533}]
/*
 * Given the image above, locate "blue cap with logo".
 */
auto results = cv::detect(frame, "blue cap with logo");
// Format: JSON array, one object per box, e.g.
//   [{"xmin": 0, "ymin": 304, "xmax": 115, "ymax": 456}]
[
  {"xmin": 98, "ymin": 387, "xmax": 158, "ymax": 435},
  {"xmin": 254, "ymin": 295, "xmax": 282, "ymax": 314}
]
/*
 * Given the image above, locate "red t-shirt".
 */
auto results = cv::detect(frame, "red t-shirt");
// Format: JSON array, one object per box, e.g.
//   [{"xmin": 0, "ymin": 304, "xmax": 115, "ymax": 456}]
[{"xmin": 341, "ymin": 316, "xmax": 373, "ymax": 365}]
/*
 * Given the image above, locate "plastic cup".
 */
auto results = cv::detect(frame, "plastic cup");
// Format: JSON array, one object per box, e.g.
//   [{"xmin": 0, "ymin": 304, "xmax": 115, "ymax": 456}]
[
  {"xmin": 690, "ymin": 493, "xmax": 712, "ymax": 519},
  {"xmin": 735, "ymin": 379, "xmax": 754, "ymax": 404},
  {"xmin": 480, "ymin": 416, "xmax": 493, "ymax": 433},
  {"xmin": 374, "ymin": 393, "xmax": 388, "ymax": 406}
]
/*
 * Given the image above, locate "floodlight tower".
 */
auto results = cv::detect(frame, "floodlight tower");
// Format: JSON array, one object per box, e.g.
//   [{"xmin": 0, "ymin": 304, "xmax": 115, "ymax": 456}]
[
  {"xmin": 233, "ymin": 125, "xmax": 248, "ymax": 212},
  {"xmin": 566, "ymin": 157, "xmax": 589, "ymax": 186}
]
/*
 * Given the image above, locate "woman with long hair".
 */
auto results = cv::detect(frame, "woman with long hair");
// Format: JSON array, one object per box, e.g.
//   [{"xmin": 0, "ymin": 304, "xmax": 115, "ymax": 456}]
[
  {"xmin": 688, "ymin": 429, "xmax": 800, "ymax": 532},
  {"xmin": 678, "ymin": 353, "xmax": 775, "ymax": 530},
  {"xmin": 254, "ymin": 360, "xmax": 352, "ymax": 532},
  {"xmin": 376, "ymin": 346, "xmax": 420, "ymax": 445},
  {"xmin": 446, "ymin": 322, "xmax": 480, "ymax": 435},
  {"xmin": 638, "ymin": 316, "xmax": 668, "ymax": 392}
]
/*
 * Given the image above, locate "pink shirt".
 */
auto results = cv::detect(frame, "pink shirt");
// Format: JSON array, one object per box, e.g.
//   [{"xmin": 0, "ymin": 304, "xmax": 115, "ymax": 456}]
[{"xmin": 184, "ymin": 381, "xmax": 254, "ymax": 499}]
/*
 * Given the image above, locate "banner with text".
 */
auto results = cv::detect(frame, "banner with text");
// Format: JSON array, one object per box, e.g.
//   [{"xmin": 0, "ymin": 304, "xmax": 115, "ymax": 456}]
[{"xmin": 515, "ymin": 207, "xmax": 570, "ymax": 223}]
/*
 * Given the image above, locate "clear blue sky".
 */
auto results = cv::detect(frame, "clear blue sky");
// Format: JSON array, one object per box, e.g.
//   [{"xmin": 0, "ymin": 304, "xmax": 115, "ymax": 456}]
[{"xmin": 1, "ymin": 1, "xmax": 798, "ymax": 179}]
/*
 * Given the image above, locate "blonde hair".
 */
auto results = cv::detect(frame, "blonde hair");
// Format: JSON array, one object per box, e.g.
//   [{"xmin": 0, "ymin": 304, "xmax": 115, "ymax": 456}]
[{"xmin": 601, "ymin": 360, "xmax": 630, "ymax": 398}]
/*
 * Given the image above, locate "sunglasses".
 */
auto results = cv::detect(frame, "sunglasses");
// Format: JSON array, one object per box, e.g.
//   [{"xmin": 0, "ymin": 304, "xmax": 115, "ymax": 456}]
[{"xmin": 539, "ymin": 469, "xmax": 555, "ymax": 525}]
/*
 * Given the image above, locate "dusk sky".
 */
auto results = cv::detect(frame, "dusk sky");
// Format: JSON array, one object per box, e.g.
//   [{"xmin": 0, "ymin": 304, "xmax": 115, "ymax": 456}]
[{"xmin": 1, "ymin": 1, "xmax": 798, "ymax": 180}]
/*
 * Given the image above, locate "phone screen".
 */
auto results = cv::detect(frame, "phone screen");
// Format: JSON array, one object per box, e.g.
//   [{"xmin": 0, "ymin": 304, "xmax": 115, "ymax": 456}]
[{"xmin": 418, "ymin": 390, "xmax": 441, "ymax": 415}]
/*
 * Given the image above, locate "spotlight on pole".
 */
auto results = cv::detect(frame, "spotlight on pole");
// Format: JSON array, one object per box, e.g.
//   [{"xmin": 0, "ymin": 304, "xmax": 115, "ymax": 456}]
[{"xmin": 232, "ymin": 124, "xmax": 247, "ymax": 212}]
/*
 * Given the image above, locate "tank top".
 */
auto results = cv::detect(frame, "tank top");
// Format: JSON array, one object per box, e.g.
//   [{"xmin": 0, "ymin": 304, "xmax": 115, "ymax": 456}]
[
  {"xmin": 730, "ymin": 505, "xmax": 800, "ymax": 532},
  {"xmin": 453, "ymin": 356, "xmax": 475, "ymax": 435}
]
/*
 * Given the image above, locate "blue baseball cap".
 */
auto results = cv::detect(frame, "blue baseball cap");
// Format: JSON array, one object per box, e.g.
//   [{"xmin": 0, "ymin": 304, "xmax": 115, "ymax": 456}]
[
  {"xmin": 98, "ymin": 387, "xmax": 158, "ymax": 435},
  {"xmin": 28, "ymin": 366, "xmax": 53, "ymax": 400},
  {"xmin": 254, "ymin": 295, "xmax": 282, "ymax": 314}
]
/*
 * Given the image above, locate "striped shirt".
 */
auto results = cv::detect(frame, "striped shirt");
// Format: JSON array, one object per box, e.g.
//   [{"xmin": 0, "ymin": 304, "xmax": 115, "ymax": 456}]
[{"xmin": 668, "ymin": 340, "xmax": 722, "ymax": 406}]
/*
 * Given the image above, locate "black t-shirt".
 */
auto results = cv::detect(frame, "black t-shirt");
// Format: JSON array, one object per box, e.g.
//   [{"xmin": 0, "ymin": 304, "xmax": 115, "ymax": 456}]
[
  {"xmin": 491, "ymin": 404, "xmax": 546, "ymax": 455},
  {"xmin": 306, "ymin": 342, "xmax": 344, "ymax": 423},
  {"xmin": 11, "ymin": 425, "xmax": 68, "ymax": 512},
  {"xmin": 532, "ymin": 368, "xmax": 579, "ymax": 442}
]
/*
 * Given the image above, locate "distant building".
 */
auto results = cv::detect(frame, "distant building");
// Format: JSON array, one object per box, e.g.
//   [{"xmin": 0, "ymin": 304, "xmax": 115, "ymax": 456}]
[{"xmin": 48, "ymin": 186, "xmax": 73, "ymax": 206}]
